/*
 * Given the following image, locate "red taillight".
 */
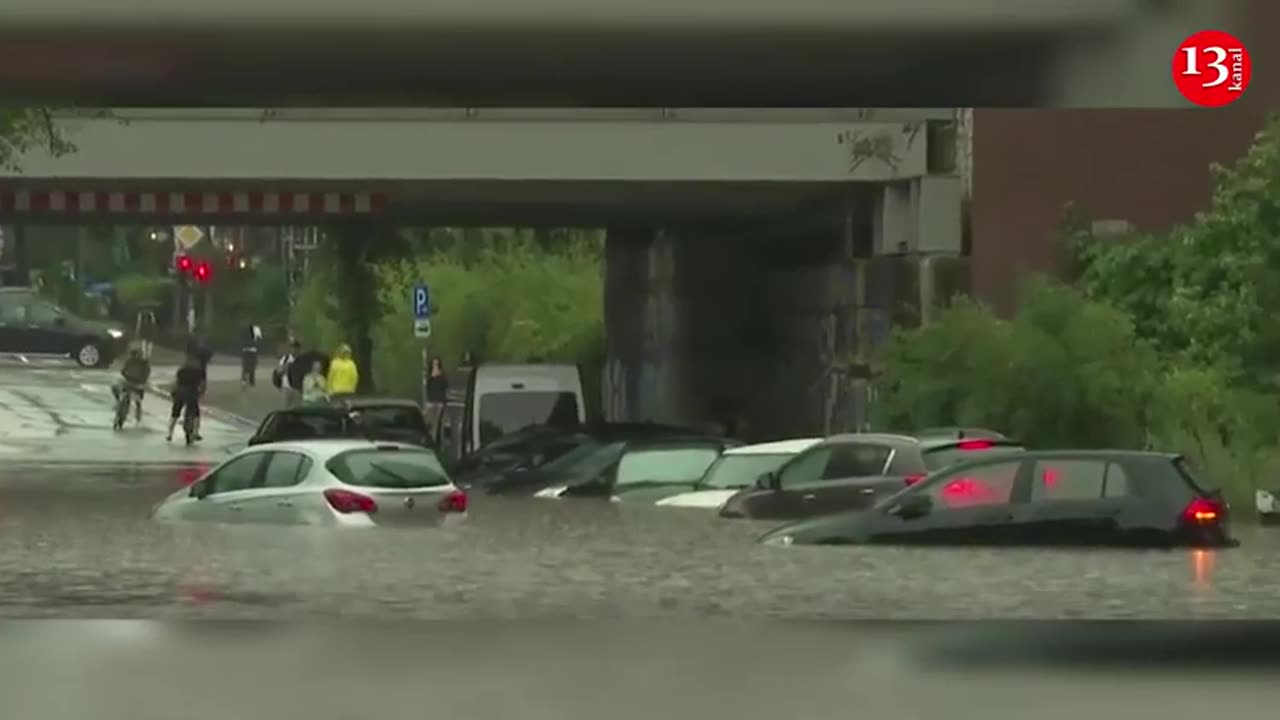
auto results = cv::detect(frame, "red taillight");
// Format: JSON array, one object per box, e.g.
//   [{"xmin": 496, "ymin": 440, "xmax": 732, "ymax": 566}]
[
  {"xmin": 324, "ymin": 488, "xmax": 378, "ymax": 514},
  {"xmin": 1182, "ymin": 497, "xmax": 1222, "ymax": 524},
  {"xmin": 957, "ymin": 440, "xmax": 994, "ymax": 450},
  {"xmin": 904, "ymin": 474, "xmax": 925, "ymax": 486},
  {"xmin": 437, "ymin": 490, "xmax": 468, "ymax": 513}
]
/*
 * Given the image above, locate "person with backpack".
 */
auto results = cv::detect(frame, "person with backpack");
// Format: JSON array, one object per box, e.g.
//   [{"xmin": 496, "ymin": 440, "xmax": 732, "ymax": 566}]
[
  {"xmin": 273, "ymin": 339, "xmax": 303, "ymax": 409},
  {"xmin": 241, "ymin": 323, "xmax": 263, "ymax": 387}
]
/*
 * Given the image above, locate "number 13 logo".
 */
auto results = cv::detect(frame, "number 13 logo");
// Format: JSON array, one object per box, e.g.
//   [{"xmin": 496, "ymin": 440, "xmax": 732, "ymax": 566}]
[{"xmin": 1173, "ymin": 30, "xmax": 1251, "ymax": 107}]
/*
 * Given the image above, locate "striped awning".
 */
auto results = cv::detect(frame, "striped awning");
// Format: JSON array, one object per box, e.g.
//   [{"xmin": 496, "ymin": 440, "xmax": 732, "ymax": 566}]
[{"xmin": 0, "ymin": 190, "xmax": 386, "ymax": 215}]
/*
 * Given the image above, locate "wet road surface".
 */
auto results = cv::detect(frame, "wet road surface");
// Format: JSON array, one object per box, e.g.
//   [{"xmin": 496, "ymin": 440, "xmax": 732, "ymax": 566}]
[
  {"xmin": 4, "ymin": 464, "xmax": 1280, "ymax": 619},
  {"xmin": 3, "ymin": 362, "xmax": 1280, "ymax": 619}
]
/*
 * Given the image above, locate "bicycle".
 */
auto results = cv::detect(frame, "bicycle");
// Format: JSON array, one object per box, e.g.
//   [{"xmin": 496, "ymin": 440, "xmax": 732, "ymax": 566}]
[{"xmin": 112, "ymin": 389, "xmax": 131, "ymax": 430}]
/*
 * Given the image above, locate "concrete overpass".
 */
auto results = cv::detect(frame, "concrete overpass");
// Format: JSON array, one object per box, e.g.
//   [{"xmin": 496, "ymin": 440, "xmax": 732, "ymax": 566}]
[
  {"xmin": 0, "ymin": 108, "xmax": 964, "ymax": 435},
  {"xmin": 0, "ymin": 0, "xmax": 1258, "ymax": 107},
  {"xmin": 1, "ymin": 108, "xmax": 962, "ymax": 236}
]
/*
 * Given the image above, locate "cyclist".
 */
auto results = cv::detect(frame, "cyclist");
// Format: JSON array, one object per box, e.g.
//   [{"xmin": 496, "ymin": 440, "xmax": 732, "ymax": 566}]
[
  {"xmin": 112, "ymin": 346, "xmax": 151, "ymax": 424},
  {"xmin": 166, "ymin": 353, "xmax": 207, "ymax": 443}
]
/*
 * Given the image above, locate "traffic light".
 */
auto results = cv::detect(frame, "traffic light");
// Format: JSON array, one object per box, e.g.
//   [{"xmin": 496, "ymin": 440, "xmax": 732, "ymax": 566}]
[
  {"xmin": 193, "ymin": 261, "xmax": 211, "ymax": 284},
  {"xmin": 176, "ymin": 254, "xmax": 193, "ymax": 273}
]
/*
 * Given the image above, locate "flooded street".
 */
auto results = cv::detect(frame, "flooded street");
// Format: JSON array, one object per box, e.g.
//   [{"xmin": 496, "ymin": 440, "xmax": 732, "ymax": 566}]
[{"xmin": 3, "ymin": 463, "xmax": 1280, "ymax": 619}]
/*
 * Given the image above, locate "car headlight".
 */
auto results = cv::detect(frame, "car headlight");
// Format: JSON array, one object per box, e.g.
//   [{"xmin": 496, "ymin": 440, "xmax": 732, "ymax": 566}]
[
  {"xmin": 761, "ymin": 534, "xmax": 794, "ymax": 547},
  {"xmin": 107, "ymin": 329, "xmax": 124, "ymax": 339}
]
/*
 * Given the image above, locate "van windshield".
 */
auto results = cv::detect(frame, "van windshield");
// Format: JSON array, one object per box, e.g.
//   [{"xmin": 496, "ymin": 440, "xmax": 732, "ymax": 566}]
[{"xmin": 478, "ymin": 391, "xmax": 580, "ymax": 446}]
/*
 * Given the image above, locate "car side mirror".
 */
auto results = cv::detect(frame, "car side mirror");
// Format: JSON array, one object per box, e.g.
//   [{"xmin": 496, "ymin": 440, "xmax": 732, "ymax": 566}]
[
  {"xmin": 755, "ymin": 472, "xmax": 780, "ymax": 491},
  {"xmin": 190, "ymin": 482, "xmax": 210, "ymax": 500},
  {"xmin": 53, "ymin": 316, "xmax": 66, "ymax": 326},
  {"xmin": 891, "ymin": 494, "xmax": 932, "ymax": 519}
]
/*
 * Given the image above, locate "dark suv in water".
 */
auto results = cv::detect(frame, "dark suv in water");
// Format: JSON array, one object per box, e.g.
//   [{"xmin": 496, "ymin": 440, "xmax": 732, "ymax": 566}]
[{"xmin": 0, "ymin": 287, "xmax": 127, "ymax": 367}]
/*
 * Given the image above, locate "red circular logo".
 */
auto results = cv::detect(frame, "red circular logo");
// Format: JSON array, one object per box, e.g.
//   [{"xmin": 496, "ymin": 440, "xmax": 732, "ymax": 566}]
[{"xmin": 1173, "ymin": 30, "xmax": 1251, "ymax": 107}]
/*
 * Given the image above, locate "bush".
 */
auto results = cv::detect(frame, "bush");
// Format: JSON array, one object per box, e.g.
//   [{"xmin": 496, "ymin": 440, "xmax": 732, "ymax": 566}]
[{"xmin": 292, "ymin": 231, "xmax": 605, "ymax": 400}]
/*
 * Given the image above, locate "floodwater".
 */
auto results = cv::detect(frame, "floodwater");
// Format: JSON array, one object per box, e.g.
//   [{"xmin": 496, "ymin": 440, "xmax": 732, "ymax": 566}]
[{"xmin": 2, "ymin": 463, "xmax": 1280, "ymax": 619}]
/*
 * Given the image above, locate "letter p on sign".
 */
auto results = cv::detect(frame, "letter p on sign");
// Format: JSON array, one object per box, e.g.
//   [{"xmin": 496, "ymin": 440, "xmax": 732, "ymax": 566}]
[{"xmin": 1174, "ymin": 30, "xmax": 1251, "ymax": 107}]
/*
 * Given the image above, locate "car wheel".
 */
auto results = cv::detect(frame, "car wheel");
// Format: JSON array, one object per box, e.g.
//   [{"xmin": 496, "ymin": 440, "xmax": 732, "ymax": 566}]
[{"xmin": 75, "ymin": 343, "xmax": 103, "ymax": 368}]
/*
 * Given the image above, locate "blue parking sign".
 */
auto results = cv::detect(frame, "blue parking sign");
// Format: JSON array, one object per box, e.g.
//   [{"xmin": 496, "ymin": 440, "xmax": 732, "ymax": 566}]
[{"xmin": 413, "ymin": 283, "xmax": 431, "ymax": 319}]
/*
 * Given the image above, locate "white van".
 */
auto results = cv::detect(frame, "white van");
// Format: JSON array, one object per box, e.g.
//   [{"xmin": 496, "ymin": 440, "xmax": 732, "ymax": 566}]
[{"xmin": 460, "ymin": 364, "xmax": 587, "ymax": 456}]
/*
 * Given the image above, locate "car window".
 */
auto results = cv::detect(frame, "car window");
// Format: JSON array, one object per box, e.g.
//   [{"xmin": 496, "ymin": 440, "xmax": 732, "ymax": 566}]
[
  {"xmin": 616, "ymin": 446, "xmax": 721, "ymax": 487},
  {"xmin": 326, "ymin": 448, "xmax": 450, "ymax": 488},
  {"xmin": 27, "ymin": 301, "xmax": 63, "ymax": 325},
  {"xmin": 260, "ymin": 451, "xmax": 312, "ymax": 488},
  {"xmin": 777, "ymin": 446, "xmax": 834, "ymax": 488},
  {"xmin": 1030, "ymin": 459, "xmax": 1108, "ymax": 502},
  {"xmin": 263, "ymin": 413, "xmax": 350, "ymax": 442},
  {"xmin": 822, "ymin": 444, "xmax": 891, "ymax": 478},
  {"xmin": 698, "ymin": 453, "xmax": 795, "ymax": 489},
  {"xmin": 201, "ymin": 453, "xmax": 267, "ymax": 495},
  {"xmin": 920, "ymin": 460, "xmax": 1021, "ymax": 509},
  {"xmin": 477, "ymin": 391, "xmax": 580, "ymax": 445},
  {"xmin": 359, "ymin": 406, "xmax": 428, "ymax": 436},
  {"xmin": 0, "ymin": 296, "xmax": 28, "ymax": 324},
  {"xmin": 1102, "ymin": 462, "xmax": 1131, "ymax": 498}
]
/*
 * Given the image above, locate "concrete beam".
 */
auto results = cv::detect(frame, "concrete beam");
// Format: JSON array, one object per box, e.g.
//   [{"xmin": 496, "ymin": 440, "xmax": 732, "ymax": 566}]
[{"xmin": 5, "ymin": 113, "xmax": 934, "ymax": 183}]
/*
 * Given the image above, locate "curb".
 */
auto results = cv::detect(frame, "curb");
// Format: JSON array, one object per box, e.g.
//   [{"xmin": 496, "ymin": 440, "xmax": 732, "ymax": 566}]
[{"xmin": 148, "ymin": 383, "xmax": 260, "ymax": 430}]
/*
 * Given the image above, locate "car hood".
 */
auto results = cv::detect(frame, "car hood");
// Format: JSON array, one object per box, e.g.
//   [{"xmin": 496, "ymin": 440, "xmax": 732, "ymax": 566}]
[
  {"xmin": 655, "ymin": 489, "xmax": 739, "ymax": 509},
  {"xmin": 757, "ymin": 509, "xmax": 871, "ymax": 546}
]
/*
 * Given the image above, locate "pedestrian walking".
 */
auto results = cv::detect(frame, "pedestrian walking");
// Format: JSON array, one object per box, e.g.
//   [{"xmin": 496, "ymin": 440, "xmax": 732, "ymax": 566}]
[
  {"xmin": 326, "ymin": 343, "xmax": 359, "ymax": 397},
  {"xmin": 134, "ymin": 309, "xmax": 157, "ymax": 360},
  {"xmin": 186, "ymin": 327, "xmax": 213, "ymax": 374},
  {"xmin": 240, "ymin": 323, "xmax": 263, "ymax": 387},
  {"xmin": 301, "ymin": 360, "xmax": 328, "ymax": 405},
  {"xmin": 274, "ymin": 339, "xmax": 304, "ymax": 409},
  {"xmin": 425, "ymin": 357, "xmax": 449, "ymax": 429}
]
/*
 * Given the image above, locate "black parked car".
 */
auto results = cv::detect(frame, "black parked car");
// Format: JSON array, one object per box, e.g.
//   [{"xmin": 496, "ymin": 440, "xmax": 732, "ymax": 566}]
[
  {"xmin": 482, "ymin": 430, "xmax": 735, "ymax": 497},
  {"xmin": 758, "ymin": 450, "xmax": 1234, "ymax": 548},
  {"xmin": 452, "ymin": 422, "xmax": 702, "ymax": 490},
  {"xmin": 248, "ymin": 397, "xmax": 431, "ymax": 448},
  {"xmin": 720, "ymin": 433, "xmax": 1025, "ymax": 520},
  {"xmin": 0, "ymin": 287, "xmax": 127, "ymax": 368}
]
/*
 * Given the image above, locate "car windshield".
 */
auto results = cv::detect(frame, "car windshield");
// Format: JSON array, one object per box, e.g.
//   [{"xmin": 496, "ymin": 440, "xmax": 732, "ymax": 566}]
[
  {"xmin": 548, "ymin": 441, "xmax": 626, "ymax": 483},
  {"xmin": 696, "ymin": 453, "xmax": 795, "ymax": 489},
  {"xmin": 922, "ymin": 441, "xmax": 1024, "ymax": 471},
  {"xmin": 616, "ymin": 446, "xmax": 721, "ymax": 487},
  {"xmin": 477, "ymin": 392, "xmax": 580, "ymax": 445},
  {"xmin": 326, "ymin": 448, "xmax": 450, "ymax": 488},
  {"xmin": 357, "ymin": 406, "xmax": 428, "ymax": 436},
  {"xmin": 261, "ymin": 413, "xmax": 350, "ymax": 442}
]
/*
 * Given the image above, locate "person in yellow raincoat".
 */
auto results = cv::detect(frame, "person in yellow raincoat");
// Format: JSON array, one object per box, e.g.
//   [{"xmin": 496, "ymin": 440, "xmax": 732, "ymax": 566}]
[{"xmin": 326, "ymin": 344, "xmax": 360, "ymax": 397}]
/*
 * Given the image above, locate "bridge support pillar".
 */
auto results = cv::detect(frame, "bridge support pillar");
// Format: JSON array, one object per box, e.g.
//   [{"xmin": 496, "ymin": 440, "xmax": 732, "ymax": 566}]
[{"xmin": 328, "ymin": 219, "xmax": 403, "ymax": 394}]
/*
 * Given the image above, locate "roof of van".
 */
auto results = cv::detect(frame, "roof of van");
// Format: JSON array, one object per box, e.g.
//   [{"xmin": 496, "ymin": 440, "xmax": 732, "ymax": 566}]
[
  {"xmin": 473, "ymin": 364, "xmax": 582, "ymax": 382},
  {"xmin": 725, "ymin": 438, "xmax": 822, "ymax": 455}
]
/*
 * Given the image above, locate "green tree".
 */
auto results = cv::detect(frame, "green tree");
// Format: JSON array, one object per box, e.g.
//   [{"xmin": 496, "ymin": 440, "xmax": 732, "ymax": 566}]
[
  {"xmin": 1074, "ymin": 112, "xmax": 1280, "ymax": 382},
  {"xmin": 0, "ymin": 109, "xmax": 76, "ymax": 171}
]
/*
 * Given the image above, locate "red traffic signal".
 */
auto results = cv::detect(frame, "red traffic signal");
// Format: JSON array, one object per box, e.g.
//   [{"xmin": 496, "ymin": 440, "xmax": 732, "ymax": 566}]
[
  {"xmin": 193, "ymin": 262, "xmax": 211, "ymax": 283},
  {"xmin": 176, "ymin": 254, "xmax": 193, "ymax": 272}
]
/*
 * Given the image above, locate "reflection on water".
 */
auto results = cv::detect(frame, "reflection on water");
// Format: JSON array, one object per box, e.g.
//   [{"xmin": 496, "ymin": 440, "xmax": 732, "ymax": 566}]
[{"xmin": 2, "ymin": 463, "xmax": 1280, "ymax": 619}]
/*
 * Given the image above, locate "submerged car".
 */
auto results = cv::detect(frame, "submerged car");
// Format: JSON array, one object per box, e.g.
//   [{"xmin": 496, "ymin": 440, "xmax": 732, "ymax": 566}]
[
  {"xmin": 656, "ymin": 438, "xmax": 823, "ymax": 509},
  {"xmin": 542, "ymin": 437, "xmax": 741, "ymax": 502},
  {"xmin": 720, "ymin": 433, "xmax": 1025, "ymax": 520},
  {"xmin": 758, "ymin": 450, "xmax": 1234, "ymax": 548},
  {"xmin": 247, "ymin": 398, "xmax": 431, "ymax": 448},
  {"xmin": 451, "ymin": 422, "xmax": 698, "ymax": 489},
  {"xmin": 151, "ymin": 440, "xmax": 467, "ymax": 527}
]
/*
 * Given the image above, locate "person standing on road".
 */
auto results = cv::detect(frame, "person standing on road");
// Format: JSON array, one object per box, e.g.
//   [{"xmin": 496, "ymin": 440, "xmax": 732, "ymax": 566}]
[
  {"xmin": 135, "ymin": 309, "xmax": 157, "ymax": 360},
  {"xmin": 240, "ymin": 323, "xmax": 263, "ymax": 387},
  {"xmin": 326, "ymin": 343, "xmax": 359, "ymax": 398},
  {"xmin": 166, "ymin": 353, "xmax": 206, "ymax": 443},
  {"xmin": 274, "ymin": 339, "xmax": 303, "ymax": 408},
  {"xmin": 301, "ymin": 360, "xmax": 328, "ymax": 405},
  {"xmin": 425, "ymin": 357, "xmax": 449, "ymax": 429}
]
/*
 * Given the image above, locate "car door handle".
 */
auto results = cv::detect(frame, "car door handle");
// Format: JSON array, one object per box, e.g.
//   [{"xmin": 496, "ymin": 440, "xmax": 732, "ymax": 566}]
[
  {"xmin": 276, "ymin": 501, "xmax": 294, "ymax": 508},
  {"xmin": 228, "ymin": 505, "xmax": 243, "ymax": 512},
  {"xmin": 801, "ymin": 493, "xmax": 816, "ymax": 500},
  {"xmin": 859, "ymin": 488, "xmax": 876, "ymax": 494}
]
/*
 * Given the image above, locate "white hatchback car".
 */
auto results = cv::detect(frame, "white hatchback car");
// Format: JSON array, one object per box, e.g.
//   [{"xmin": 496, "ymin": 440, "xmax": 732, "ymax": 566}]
[
  {"xmin": 656, "ymin": 438, "xmax": 823, "ymax": 509},
  {"xmin": 151, "ymin": 439, "xmax": 468, "ymax": 528}
]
